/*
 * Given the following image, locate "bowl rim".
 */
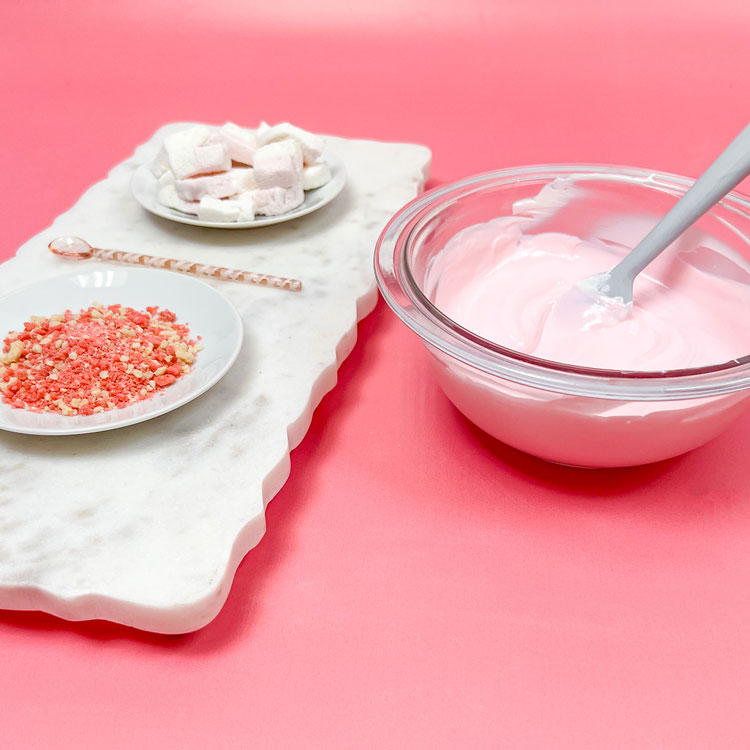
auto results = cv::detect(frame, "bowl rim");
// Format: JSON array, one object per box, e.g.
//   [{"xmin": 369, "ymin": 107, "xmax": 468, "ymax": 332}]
[{"xmin": 374, "ymin": 163, "xmax": 750, "ymax": 401}]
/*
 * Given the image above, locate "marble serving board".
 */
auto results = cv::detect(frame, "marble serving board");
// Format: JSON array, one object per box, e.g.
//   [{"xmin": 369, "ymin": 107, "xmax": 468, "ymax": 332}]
[{"xmin": 0, "ymin": 123, "xmax": 431, "ymax": 633}]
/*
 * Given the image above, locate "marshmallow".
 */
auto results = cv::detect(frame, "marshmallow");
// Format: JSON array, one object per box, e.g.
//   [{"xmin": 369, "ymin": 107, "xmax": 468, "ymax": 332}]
[
  {"xmin": 206, "ymin": 122, "xmax": 257, "ymax": 166},
  {"xmin": 253, "ymin": 141, "xmax": 303, "ymax": 189},
  {"xmin": 252, "ymin": 184, "xmax": 304, "ymax": 216},
  {"xmin": 197, "ymin": 196, "xmax": 241, "ymax": 222},
  {"xmin": 229, "ymin": 192, "xmax": 256, "ymax": 222},
  {"xmin": 175, "ymin": 173, "xmax": 235, "ymax": 201},
  {"xmin": 151, "ymin": 145, "xmax": 170, "ymax": 178},
  {"xmin": 169, "ymin": 143, "xmax": 231, "ymax": 180},
  {"xmin": 256, "ymin": 121, "xmax": 325, "ymax": 165},
  {"xmin": 174, "ymin": 168, "xmax": 255, "ymax": 201},
  {"xmin": 157, "ymin": 184, "xmax": 199, "ymax": 215},
  {"xmin": 153, "ymin": 122, "xmax": 326, "ymax": 221},
  {"xmin": 163, "ymin": 125, "xmax": 211, "ymax": 177},
  {"xmin": 164, "ymin": 125, "xmax": 210, "ymax": 152},
  {"xmin": 229, "ymin": 167, "xmax": 257, "ymax": 193},
  {"xmin": 301, "ymin": 161, "xmax": 332, "ymax": 191},
  {"xmin": 158, "ymin": 170, "xmax": 175, "ymax": 188}
]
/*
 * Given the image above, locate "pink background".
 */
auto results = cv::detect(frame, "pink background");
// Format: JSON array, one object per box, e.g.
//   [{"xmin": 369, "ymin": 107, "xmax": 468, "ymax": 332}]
[{"xmin": 2, "ymin": 1, "xmax": 750, "ymax": 747}]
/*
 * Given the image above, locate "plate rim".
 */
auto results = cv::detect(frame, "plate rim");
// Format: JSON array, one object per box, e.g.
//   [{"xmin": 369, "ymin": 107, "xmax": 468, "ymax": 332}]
[{"xmin": 0, "ymin": 268, "xmax": 243, "ymax": 436}]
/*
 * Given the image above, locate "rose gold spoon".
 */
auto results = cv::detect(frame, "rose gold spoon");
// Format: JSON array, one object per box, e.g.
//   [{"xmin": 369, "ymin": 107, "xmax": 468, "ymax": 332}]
[{"xmin": 48, "ymin": 236, "xmax": 303, "ymax": 292}]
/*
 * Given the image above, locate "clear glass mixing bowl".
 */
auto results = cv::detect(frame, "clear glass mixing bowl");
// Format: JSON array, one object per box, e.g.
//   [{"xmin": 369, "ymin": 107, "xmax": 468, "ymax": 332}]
[{"xmin": 374, "ymin": 165, "xmax": 750, "ymax": 467}]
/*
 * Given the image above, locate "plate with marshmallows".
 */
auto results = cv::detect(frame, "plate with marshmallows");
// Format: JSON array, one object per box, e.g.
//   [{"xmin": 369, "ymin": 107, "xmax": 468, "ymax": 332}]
[{"xmin": 131, "ymin": 121, "xmax": 346, "ymax": 228}]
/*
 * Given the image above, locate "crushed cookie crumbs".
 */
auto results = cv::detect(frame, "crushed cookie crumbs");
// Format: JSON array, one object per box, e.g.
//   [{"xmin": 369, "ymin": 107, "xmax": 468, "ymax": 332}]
[{"xmin": 0, "ymin": 303, "xmax": 202, "ymax": 416}]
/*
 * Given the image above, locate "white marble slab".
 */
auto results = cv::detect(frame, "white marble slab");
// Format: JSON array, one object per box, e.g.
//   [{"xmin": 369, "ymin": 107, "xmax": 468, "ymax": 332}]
[{"xmin": 0, "ymin": 123, "xmax": 431, "ymax": 633}]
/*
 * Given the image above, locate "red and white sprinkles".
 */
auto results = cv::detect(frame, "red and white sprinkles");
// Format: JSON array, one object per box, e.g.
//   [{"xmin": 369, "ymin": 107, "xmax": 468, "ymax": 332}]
[{"xmin": 0, "ymin": 302, "xmax": 202, "ymax": 416}]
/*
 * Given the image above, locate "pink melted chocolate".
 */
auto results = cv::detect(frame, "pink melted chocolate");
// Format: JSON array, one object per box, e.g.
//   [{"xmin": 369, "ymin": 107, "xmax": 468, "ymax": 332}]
[{"xmin": 425, "ymin": 217, "xmax": 750, "ymax": 372}]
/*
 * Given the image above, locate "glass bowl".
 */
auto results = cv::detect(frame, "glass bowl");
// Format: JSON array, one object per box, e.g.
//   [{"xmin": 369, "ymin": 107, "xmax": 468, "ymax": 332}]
[{"xmin": 374, "ymin": 165, "xmax": 750, "ymax": 468}]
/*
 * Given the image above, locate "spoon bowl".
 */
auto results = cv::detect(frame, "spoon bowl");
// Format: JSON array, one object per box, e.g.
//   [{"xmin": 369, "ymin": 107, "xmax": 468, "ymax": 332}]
[{"xmin": 48, "ymin": 236, "xmax": 95, "ymax": 259}]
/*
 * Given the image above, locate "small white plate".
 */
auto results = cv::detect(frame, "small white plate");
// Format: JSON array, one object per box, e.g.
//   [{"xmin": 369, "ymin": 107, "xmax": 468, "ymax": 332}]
[
  {"xmin": 0, "ymin": 269, "xmax": 243, "ymax": 436},
  {"xmin": 131, "ymin": 152, "xmax": 346, "ymax": 229}
]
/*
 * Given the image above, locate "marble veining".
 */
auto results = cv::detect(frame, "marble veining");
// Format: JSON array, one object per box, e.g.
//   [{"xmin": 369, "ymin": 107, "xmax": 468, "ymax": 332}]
[{"xmin": 0, "ymin": 123, "xmax": 431, "ymax": 632}]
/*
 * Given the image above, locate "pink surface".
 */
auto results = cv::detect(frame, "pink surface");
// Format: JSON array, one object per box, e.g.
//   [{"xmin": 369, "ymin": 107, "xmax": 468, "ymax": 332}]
[{"xmin": 2, "ymin": 1, "xmax": 750, "ymax": 747}]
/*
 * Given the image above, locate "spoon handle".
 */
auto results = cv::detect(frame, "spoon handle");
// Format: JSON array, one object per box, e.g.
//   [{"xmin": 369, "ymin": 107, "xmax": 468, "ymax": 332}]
[
  {"xmin": 90, "ymin": 246, "xmax": 303, "ymax": 292},
  {"xmin": 610, "ymin": 122, "xmax": 750, "ymax": 284}
]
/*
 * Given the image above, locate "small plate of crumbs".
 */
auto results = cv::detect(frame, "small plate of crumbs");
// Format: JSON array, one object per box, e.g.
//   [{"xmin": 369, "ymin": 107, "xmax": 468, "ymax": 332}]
[
  {"xmin": 0, "ymin": 268, "xmax": 242, "ymax": 435},
  {"xmin": 131, "ymin": 121, "xmax": 346, "ymax": 228}
]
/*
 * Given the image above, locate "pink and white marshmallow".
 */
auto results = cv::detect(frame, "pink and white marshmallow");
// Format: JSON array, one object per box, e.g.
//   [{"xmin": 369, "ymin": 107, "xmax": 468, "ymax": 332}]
[
  {"xmin": 206, "ymin": 122, "xmax": 257, "ymax": 166},
  {"xmin": 256, "ymin": 122, "xmax": 325, "ymax": 165},
  {"xmin": 175, "ymin": 167, "xmax": 256, "ymax": 201},
  {"xmin": 253, "ymin": 140, "xmax": 303, "ymax": 189},
  {"xmin": 301, "ymin": 162, "xmax": 332, "ymax": 191},
  {"xmin": 153, "ymin": 121, "xmax": 330, "ymax": 222},
  {"xmin": 197, "ymin": 196, "xmax": 241, "ymax": 222},
  {"xmin": 251, "ymin": 184, "xmax": 304, "ymax": 216},
  {"xmin": 169, "ymin": 143, "xmax": 232, "ymax": 180},
  {"xmin": 157, "ymin": 184, "xmax": 199, "ymax": 216}
]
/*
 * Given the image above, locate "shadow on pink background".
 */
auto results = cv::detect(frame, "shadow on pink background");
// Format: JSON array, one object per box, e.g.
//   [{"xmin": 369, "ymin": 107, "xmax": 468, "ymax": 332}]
[{"xmin": 2, "ymin": 1, "xmax": 750, "ymax": 747}]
